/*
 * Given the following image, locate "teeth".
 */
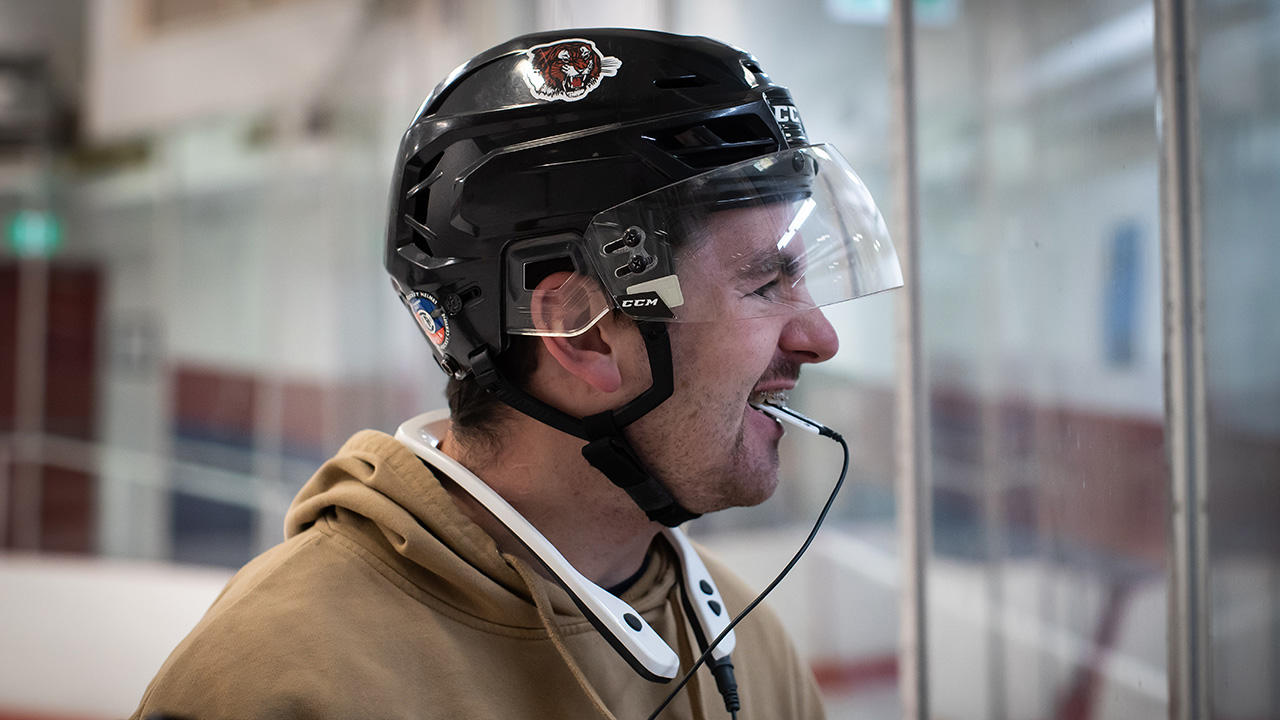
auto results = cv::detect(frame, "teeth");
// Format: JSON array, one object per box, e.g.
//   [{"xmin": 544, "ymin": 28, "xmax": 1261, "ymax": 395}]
[{"xmin": 749, "ymin": 389, "xmax": 790, "ymax": 407}]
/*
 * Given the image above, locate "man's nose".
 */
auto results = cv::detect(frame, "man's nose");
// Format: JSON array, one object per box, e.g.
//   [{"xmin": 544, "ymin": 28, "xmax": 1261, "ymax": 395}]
[{"xmin": 780, "ymin": 306, "xmax": 840, "ymax": 364}]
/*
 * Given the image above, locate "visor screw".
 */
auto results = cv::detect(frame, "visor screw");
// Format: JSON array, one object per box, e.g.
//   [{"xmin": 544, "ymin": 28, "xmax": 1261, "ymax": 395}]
[
  {"xmin": 443, "ymin": 293, "xmax": 463, "ymax": 316},
  {"xmin": 628, "ymin": 255, "xmax": 652, "ymax": 274},
  {"xmin": 792, "ymin": 153, "xmax": 807, "ymax": 172},
  {"xmin": 623, "ymin": 226, "xmax": 645, "ymax": 247}
]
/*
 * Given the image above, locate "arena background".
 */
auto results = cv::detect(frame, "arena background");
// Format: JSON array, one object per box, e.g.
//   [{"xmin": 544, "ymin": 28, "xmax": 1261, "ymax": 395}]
[{"xmin": 1, "ymin": 1, "xmax": 1276, "ymax": 718}]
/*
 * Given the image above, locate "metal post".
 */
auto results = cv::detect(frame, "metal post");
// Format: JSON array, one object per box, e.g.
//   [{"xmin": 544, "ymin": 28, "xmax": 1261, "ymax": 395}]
[
  {"xmin": 1154, "ymin": 0, "xmax": 1210, "ymax": 717},
  {"xmin": 890, "ymin": 0, "xmax": 930, "ymax": 718}
]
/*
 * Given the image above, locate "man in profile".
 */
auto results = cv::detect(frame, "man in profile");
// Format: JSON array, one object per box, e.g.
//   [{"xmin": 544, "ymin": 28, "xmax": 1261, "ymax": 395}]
[{"xmin": 133, "ymin": 28, "xmax": 900, "ymax": 719}]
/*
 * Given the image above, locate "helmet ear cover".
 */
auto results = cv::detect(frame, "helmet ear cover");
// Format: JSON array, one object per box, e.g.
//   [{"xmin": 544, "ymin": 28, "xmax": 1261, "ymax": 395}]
[{"xmin": 505, "ymin": 233, "xmax": 612, "ymax": 339}]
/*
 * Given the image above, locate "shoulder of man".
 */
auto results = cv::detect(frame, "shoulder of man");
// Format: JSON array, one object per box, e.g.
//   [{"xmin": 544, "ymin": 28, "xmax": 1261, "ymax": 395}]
[{"xmin": 130, "ymin": 520, "xmax": 416, "ymax": 719}]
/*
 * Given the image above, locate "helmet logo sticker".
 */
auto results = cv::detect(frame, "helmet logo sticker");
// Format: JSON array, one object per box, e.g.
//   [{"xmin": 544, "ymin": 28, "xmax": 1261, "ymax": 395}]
[
  {"xmin": 765, "ymin": 94, "xmax": 809, "ymax": 146},
  {"xmin": 523, "ymin": 39, "xmax": 621, "ymax": 102},
  {"xmin": 406, "ymin": 292, "xmax": 449, "ymax": 348},
  {"xmin": 617, "ymin": 291, "xmax": 675, "ymax": 320},
  {"xmin": 773, "ymin": 105, "xmax": 802, "ymax": 125}
]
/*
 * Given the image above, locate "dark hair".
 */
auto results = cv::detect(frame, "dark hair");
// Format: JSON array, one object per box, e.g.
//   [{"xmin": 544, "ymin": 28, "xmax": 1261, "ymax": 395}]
[{"xmin": 445, "ymin": 335, "xmax": 540, "ymax": 454}]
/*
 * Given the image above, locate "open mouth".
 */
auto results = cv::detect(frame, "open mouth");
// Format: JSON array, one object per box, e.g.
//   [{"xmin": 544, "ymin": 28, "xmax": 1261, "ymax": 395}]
[{"xmin": 748, "ymin": 389, "xmax": 790, "ymax": 409}]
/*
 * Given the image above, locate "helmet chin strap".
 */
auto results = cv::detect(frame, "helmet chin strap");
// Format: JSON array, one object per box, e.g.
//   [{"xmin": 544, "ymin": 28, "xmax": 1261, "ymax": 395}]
[{"xmin": 469, "ymin": 321, "xmax": 701, "ymax": 527}]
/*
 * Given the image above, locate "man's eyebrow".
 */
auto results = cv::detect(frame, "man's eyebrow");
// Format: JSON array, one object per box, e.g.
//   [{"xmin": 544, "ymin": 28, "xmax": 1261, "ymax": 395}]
[{"xmin": 734, "ymin": 247, "xmax": 801, "ymax": 279}]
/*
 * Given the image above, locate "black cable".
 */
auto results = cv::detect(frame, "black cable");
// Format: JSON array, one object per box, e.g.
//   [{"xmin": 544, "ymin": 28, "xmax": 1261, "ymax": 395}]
[
  {"xmin": 708, "ymin": 655, "xmax": 739, "ymax": 714},
  {"xmin": 645, "ymin": 431, "xmax": 850, "ymax": 720}
]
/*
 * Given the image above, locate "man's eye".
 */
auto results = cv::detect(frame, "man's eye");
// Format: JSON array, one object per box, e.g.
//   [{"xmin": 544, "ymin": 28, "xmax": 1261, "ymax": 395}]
[{"xmin": 751, "ymin": 278, "xmax": 781, "ymax": 300}]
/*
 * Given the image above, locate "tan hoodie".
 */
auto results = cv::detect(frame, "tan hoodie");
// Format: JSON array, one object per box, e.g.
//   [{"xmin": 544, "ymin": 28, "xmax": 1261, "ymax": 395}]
[{"xmin": 133, "ymin": 429, "xmax": 826, "ymax": 720}]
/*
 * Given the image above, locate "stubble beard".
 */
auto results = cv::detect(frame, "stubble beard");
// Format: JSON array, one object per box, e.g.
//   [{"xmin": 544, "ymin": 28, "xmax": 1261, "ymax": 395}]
[
  {"xmin": 721, "ymin": 418, "xmax": 782, "ymax": 508},
  {"xmin": 661, "ymin": 360, "xmax": 800, "ymax": 513},
  {"xmin": 624, "ymin": 345, "xmax": 804, "ymax": 514}
]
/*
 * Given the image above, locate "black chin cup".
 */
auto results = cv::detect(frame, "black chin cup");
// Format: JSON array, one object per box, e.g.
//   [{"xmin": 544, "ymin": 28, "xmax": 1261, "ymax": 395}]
[{"xmin": 470, "ymin": 322, "xmax": 700, "ymax": 527}]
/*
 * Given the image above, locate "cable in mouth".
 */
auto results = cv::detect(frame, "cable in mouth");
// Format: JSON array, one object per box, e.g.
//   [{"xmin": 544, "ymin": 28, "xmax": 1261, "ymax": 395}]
[
  {"xmin": 748, "ymin": 395, "xmax": 831, "ymax": 437},
  {"xmin": 748, "ymin": 389, "xmax": 790, "ymax": 408}
]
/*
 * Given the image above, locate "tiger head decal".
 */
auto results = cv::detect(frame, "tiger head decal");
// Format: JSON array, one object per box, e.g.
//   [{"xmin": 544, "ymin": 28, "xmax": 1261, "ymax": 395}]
[{"xmin": 523, "ymin": 39, "xmax": 621, "ymax": 102}]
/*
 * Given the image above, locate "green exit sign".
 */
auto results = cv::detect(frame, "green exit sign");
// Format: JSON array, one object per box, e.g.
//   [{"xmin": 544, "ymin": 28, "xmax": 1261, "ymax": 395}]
[{"xmin": 5, "ymin": 210, "xmax": 63, "ymax": 258}]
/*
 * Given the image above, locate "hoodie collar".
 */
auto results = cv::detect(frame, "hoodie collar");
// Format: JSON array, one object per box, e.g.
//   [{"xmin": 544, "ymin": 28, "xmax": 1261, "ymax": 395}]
[{"xmin": 283, "ymin": 426, "xmax": 677, "ymax": 627}]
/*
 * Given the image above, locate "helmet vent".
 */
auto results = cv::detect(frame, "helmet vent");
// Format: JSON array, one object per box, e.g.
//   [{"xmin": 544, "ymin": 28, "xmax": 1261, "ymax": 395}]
[
  {"xmin": 405, "ymin": 168, "xmax": 442, "ymax": 199},
  {"xmin": 405, "ymin": 153, "xmax": 443, "ymax": 200},
  {"xmin": 458, "ymin": 285, "xmax": 482, "ymax": 307},
  {"xmin": 404, "ymin": 214, "xmax": 437, "ymax": 246},
  {"xmin": 653, "ymin": 74, "xmax": 713, "ymax": 89},
  {"xmin": 645, "ymin": 116, "xmax": 776, "ymax": 169},
  {"xmin": 403, "ymin": 153, "xmax": 443, "ymax": 251},
  {"xmin": 741, "ymin": 60, "xmax": 772, "ymax": 85}
]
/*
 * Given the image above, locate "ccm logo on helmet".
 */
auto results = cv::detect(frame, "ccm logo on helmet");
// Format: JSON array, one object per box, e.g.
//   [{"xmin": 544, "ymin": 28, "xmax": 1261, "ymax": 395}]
[
  {"xmin": 616, "ymin": 291, "xmax": 674, "ymax": 319},
  {"xmin": 773, "ymin": 105, "xmax": 802, "ymax": 125}
]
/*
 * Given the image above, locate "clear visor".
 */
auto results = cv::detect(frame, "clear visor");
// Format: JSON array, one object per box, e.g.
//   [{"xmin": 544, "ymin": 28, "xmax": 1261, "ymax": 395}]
[{"xmin": 508, "ymin": 145, "xmax": 902, "ymax": 336}]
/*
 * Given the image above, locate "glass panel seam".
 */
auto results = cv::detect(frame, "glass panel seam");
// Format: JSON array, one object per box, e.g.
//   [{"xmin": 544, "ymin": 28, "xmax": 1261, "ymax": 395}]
[{"xmin": 890, "ymin": 0, "xmax": 930, "ymax": 718}]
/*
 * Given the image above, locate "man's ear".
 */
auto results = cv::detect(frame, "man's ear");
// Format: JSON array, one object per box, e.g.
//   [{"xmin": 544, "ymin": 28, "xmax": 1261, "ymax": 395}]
[{"xmin": 531, "ymin": 271, "xmax": 622, "ymax": 394}]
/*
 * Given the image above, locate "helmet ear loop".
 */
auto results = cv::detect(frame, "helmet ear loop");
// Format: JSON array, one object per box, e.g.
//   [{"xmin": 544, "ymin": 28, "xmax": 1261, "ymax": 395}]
[
  {"xmin": 580, "ymin": 322, "xmax": 699, "ymax": 527},
  {"xmin": 470, "ymin": 322, "xmax": 700, "ymax": 526}
]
